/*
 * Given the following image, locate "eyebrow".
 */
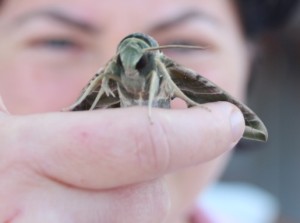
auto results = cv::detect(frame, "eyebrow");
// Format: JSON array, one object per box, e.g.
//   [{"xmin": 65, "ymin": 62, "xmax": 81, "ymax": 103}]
[
  {"xmin": 12, "ymin": 9, "xmax": 100, "ymax": 34},
  {"xmin": 148, "ymin": 10, "xmax": 219, "ymax": 33}
]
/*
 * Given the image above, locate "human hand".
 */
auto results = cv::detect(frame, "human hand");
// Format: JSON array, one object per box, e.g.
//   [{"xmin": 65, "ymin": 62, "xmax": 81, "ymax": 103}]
[{"xmin": 0, "ymin": 97, "xmax": 244, "ymax": 223}]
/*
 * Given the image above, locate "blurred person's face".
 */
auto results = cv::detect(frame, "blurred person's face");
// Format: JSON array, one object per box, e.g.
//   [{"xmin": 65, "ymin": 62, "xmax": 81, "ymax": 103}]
[{"xmin": 0, "ymin": 0, "xmax": 251, "ymax": 222}]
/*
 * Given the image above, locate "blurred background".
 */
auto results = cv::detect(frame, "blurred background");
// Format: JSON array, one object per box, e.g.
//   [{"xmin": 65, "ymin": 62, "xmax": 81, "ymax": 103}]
[{"xmin": 219, "ymin": 3, "xmax": 300, "ymax": 223}]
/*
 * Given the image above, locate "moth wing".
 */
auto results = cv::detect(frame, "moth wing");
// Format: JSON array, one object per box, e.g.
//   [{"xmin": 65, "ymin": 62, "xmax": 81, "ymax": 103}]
[
  {"xmin": 66, "ymin": 59, "xmax": 120, "ymax": 111},
  {"xmin": 71, "ymin": 78, "xmax": 119, "ymax": 111},
  {"xmin": 162, "ymin": 57, "xmax": 268, "ymax": 142}
]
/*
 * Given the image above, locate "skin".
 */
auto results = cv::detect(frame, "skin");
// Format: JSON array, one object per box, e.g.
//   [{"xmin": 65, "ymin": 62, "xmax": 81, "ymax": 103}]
[{"xmin": 0, "ymin": 0, "xmax": 249, "ymax": 222}]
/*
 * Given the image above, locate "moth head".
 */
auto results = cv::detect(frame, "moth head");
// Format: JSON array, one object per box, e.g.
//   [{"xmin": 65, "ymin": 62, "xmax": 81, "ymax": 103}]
[{"xmin": 117, "ymin": 33, "xmax": 159, "ymax": 78}]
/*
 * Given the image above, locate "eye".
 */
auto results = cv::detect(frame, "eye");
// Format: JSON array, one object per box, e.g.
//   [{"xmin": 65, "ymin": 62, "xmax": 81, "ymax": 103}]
[
  {"xmin": 165, "ymin": 40, "xmax": 198, "ymax": 46},
  {"xmin": 161, "ymin": 39, "xmax": 208, "ymax": 54},
  {"xmin": 41, "ymin": 39, "xmax": 76, "ymax": 48},
  {"xmin": 116, "ymin": 55, "xmax": 124, "ymax": 69},
  {"xmin": 30, "ymin": 38, "xmax": 81, "ymax": 52},
  {"xmin": 24, "ymin": 35, "xmax": 88, "ymax": 63},
  {"xmin": 135, "ymin": 54, "xmax": 147, "ymax": 71}
]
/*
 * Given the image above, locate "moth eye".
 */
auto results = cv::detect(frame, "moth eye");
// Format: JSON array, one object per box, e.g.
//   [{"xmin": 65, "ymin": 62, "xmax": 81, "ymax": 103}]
[
  {"xmin": 135, "ymin": 55, "xmax": 147, "ymax": 71},
  {"xmin": 116, "ymin": 55, "xmax": 123, "ymax": 68}
]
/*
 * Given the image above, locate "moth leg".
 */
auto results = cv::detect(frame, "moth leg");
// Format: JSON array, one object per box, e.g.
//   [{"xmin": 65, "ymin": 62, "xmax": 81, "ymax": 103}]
[
  {"xmin": 62, "ymin": 69, "xmax": 105, "ymax": 111},
  {"xmin": 90, "ymin": 76, "xmax": 113, "ymax": 110},
  {"xmin": 157, "ymin": 60, "xmax": 210, "ymax": 111},
  {"xmin": 148, "ymin": 70, "xmax": 160, "ymax": 122}
]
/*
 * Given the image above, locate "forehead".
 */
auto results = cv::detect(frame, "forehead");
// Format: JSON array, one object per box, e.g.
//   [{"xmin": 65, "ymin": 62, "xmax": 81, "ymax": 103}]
[{"xmin": 0, "ymin": 0, "xmax": 238, "ymax": 31}]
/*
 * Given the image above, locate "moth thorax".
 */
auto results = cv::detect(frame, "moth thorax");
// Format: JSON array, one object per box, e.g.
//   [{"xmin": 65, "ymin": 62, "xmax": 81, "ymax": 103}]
[
  {"xmin": 118, "ymin": 32, "xmax": 159, "ymax": 49},
  {"xmin": 124, "ymin": 69, "xmax": 139, "ymax": 78}
]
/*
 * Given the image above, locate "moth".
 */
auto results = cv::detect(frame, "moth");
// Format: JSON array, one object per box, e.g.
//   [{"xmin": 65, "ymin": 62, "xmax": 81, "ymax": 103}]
[{"xmin": 65, "ymin": 33, "xmax": 268, "ymax": 142}]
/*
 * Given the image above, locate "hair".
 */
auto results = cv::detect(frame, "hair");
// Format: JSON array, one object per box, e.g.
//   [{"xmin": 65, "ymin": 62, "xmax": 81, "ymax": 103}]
[{"xmin": 235, "ymin": 0, "xmax": 299, "ymax": 38}]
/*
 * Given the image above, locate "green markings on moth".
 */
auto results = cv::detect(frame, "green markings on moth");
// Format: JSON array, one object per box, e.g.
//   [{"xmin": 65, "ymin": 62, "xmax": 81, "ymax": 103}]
[{"xmin": 65, "ymin": 33, "xmax": 268, "ymax": 142}]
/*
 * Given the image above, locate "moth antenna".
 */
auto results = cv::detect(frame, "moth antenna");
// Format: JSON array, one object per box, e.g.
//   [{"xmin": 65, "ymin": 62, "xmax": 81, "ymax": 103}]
[{"xmin": 145, "ymin": 45, "xmax": 209, "ymax": 52}]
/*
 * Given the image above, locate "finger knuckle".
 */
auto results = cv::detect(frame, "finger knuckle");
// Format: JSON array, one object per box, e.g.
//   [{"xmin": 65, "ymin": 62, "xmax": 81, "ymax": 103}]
[{"xmin": 134, "ymin": 121, "xmax": 171, "ymax": 177}]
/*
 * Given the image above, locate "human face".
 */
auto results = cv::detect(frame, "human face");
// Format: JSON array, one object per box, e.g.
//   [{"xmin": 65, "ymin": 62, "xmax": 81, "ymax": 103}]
[
  {"xmin": 0, "ymin": 0, "xmax": 250, "ymax": 114},
  {"xmin": 0, "ymin": 0, "xmax": 250, "ymax": 221}
]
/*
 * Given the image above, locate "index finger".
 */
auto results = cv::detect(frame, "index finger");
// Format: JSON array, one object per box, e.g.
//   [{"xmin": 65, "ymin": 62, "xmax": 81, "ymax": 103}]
[{"xmin": 7, "ymin": 102, "xmax": 244, "ymax": 190}]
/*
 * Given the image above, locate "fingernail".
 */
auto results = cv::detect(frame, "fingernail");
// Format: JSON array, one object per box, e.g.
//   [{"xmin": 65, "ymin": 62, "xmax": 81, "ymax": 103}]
[
  {"xmin": 0, "ymin": 95, "xmax": 9, "ymax": 114},
  {"xmin": 230, "ymin": 108, "xmax": 244, "ymax": 143}
]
